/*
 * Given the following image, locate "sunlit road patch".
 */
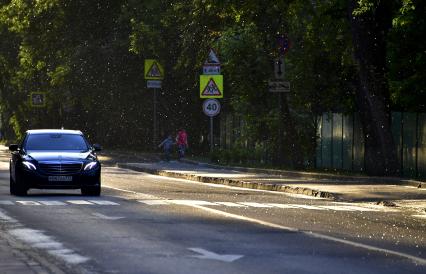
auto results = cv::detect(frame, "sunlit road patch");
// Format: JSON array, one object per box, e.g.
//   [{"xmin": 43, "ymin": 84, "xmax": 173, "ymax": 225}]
[{"xmin": 137, "ymin": 199, "xmax": 390, "ymax": 212}]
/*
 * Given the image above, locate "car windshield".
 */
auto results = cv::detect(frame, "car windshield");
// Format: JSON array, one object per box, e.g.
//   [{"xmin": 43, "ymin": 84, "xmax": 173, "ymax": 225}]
[{"xmin": 25, "ymin": 134, "xmax": 89, "ymax": 151}]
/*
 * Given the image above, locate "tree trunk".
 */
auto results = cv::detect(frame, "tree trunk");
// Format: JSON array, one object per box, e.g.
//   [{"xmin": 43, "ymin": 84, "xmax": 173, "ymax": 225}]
[
  {"xmin": 280, "ymin": 93, "xmax": 304, "ymax": 169},
  {"xmin": 348, "ymin": 1, "xmax": 399, "ymax": 176}
]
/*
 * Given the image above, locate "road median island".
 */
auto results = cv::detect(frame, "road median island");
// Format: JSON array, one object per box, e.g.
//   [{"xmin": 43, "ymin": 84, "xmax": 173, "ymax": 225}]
[
  {"xmin": 116, "ymin": 163, "xmax": 337, "ymax": 200},
  {"xmin": 181, "ymin": 159, "xmax": 426, "ymax": 189}
]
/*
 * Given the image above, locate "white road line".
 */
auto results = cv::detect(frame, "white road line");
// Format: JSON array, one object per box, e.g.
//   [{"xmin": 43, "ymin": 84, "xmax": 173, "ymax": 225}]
[
  {"xmin": 319, "ymin": 205, "xmax": 380, "ymax": 212},
  {"xmin": 169, "ymin": 200, "xmax": 218, "ymax": 206},
  {"xmin": 188, "ymin": 247, "xmax": 244, "ymax": 262},
  {"xmin": 238, "ymin": 202, "xmax": 273, "ymax": 208},
  {"xmin": 192, "ymin": 205, "xmax": 426, "ymax": 266},
  {"xmin": 319, "ymin": 205, "xmax": 355, "ymax": 211},
  {"xmin": 0, "ymin": 200, "xmax": 14, "ymax": 205},
  {"xmin": 138, "ymin": 200, "xmax": 170, "ymax": 205},
  {"xmin": 291, "ymin": 204, "xmax": 327, "ymax": 211},
  {"xmin": 130, "ymin": 196, "xmax": 389, "ymax": 213},
  {"xmin": 338, "ymin": 205, "xmax": 380, "ymax": 212},
  {"xmin": 16, "ymin": 201, "xmax": 41, "ymax": 206},
  {"xmin": 66, "ymin": 200, "xmax": 94, "ymax": 205},
  {"xmin": 89, "ymin": 200, "xmax": 120, "ymax": 205},
  {"xmin": 38, "ymin": 201, "xmax": 67, "ymax": 206},
  {"xmin": 104, "ymin": 185, "xmax": 426, "ymax": 265},
  {"xmin": 266, "ymin": 203, "xmax": 300, "ymax": 209},
  {"xmin": 92, "ymin": 213, "xmax": 124, "ymax": 220},
  {"xmin": 215, "ymin": 202, "xmax": 246, "ymax": 207},
  {"xmin": 412, "ymin": 214, "xmax": 426, "ymax": 219}
]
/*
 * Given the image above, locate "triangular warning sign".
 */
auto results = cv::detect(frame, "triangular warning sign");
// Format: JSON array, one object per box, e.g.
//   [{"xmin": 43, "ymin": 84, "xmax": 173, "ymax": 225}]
[
  {"xmin": 202, "ymin": 78, "xmax": 222, "ymax": 96},
  {"xmin": 205, "ymin": 49, "xmax": 220, "ymax": 65},
  {"xmin": 146, "ymin": 62, "xmax": 162, "ymax": 78}
]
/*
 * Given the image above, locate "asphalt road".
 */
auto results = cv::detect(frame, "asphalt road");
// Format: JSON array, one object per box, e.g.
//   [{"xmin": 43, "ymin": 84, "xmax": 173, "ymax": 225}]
[{"xmin": 0, "ymin": 156, "xmax": 425, "ymax": 273}]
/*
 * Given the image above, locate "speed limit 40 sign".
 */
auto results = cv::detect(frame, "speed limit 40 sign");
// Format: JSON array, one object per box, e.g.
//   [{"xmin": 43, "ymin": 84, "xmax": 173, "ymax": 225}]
[{"xmin": 202, "ymin": 99, "xmax": 221, "ymax": 117}]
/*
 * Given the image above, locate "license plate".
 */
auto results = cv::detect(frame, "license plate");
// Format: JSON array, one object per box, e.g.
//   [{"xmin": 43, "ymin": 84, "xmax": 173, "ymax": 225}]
[{"xmin": 48, "ymin": 176, "xmax": 72, "ymax": 182}]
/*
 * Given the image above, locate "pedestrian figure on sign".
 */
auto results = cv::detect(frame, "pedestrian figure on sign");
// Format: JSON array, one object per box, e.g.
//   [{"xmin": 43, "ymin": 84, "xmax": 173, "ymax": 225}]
[
  {"xmin": 176, "ymin": 129, "xmax": 188, "ymax": 160},
  {"xmin": 158, "ymin": 134, "xmax": 174, "ymax": 162}
]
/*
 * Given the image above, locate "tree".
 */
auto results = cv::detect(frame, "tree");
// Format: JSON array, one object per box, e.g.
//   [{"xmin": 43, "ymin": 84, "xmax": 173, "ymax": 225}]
[
  {"xmin": 388, "ymin": 0, "xmax": 426, "ymax": 112},
  {"xmin": 348, "ymin": 0, "xmax": 399, "ymax": 175}
]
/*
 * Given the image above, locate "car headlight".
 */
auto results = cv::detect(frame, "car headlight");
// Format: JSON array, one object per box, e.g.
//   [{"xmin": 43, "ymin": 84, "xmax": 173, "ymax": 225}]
[
  {"xmin": 22, "ymin": 161, "xmax": 37, "ymax": 171},
  {"xmin": 84, "ymin": 161, "xmax": 98, "ymax": 171}
]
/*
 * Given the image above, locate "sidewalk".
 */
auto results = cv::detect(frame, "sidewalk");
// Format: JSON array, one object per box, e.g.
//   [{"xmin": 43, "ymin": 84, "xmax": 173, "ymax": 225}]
[{"xmin": 104, "ymin": 152, "xmax": 426, "ymax": 210}]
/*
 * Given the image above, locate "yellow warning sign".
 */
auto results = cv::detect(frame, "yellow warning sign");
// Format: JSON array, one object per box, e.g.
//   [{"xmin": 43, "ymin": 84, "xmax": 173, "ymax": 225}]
[
  {"xmin": 144, "ymin": 59, "xmax": 164, "ymax": 80},
  {"xmin": 200, "ymin": 75, "xmax": 223, "ymax": 98}
]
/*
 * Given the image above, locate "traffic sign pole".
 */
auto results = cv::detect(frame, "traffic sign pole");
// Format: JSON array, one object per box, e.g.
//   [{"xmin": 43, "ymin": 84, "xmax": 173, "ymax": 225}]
[
  {"xmin": 202, "ymin": 99, "xmax": 221, "ymax": 153},
  {"xmin": 210, "ymin": 116, "xmax": 214, "ymax": 153},
  {"xmin": 273, "ymin": 35, "xmax": 290, "ymax": 165},
  {"xmin": 153, "ymin": 88, "xmax": 158, "ymax": 147},
  {"xmin": 201, "ymin": 49, "xmax": 222, "ymax": 152},
  {"xmin": 278, "ymin": 57, "xmax": 285, "ymax": 164},
  {"xmin": 144, "ymin": 59, "xmax": 164, "ymax": 147}
]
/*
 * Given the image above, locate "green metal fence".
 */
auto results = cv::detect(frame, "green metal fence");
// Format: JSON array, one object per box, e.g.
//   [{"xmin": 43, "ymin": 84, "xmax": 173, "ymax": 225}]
[
  {"xmin": 316, "ymin": 112, "xmax": 426, "ymax": 178},
  {"xmin": 316, "ymin": 113, "xmax": 365, "ymax": 172}
]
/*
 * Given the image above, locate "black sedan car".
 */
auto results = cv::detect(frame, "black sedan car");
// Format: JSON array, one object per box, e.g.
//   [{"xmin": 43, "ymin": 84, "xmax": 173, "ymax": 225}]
[{"xmin": 9, "ymin": 129, "xmax": 101, "ymax": 196}]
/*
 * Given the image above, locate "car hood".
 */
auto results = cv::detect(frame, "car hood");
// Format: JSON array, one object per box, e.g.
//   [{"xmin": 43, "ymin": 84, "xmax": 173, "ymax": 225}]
[{"xmin": 26, "ymin": 151, "xmax": 93, "ymax": 162}]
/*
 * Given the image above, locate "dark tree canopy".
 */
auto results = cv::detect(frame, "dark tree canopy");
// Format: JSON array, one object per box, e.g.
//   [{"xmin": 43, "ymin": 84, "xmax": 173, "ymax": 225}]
[{"xmin": 0, "ymin": 0, "xmax": 424, "ymax": 175}]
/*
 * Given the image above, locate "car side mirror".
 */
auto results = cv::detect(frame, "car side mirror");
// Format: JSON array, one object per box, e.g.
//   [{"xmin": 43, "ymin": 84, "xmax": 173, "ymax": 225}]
[
  {"xmin": 92, "ymin": 144, "xmax": 102, "ymax": 151},
  {"xmin": 9, "ymin": 144, "xmax": 19, "ymax": 152}
]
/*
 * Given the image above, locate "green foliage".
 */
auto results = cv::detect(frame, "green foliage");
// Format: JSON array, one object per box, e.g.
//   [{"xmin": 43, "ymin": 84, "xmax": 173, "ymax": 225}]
[
  {"xmin": 388, "ymin": 0, "xmax": 426, "ymax": 111},
  {"xmin": 0, "ymin": 0, "xmax": 424, "ymax": 165}
]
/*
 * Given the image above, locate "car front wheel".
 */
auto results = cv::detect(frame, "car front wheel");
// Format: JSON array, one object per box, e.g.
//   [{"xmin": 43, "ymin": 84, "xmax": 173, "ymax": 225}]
[{"xmin": 10, "ymin": 169, "xmax": 28, "ymax": 196}]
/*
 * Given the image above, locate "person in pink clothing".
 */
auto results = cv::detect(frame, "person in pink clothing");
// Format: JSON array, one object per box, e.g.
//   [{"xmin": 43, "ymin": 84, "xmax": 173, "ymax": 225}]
[{"xmin": 176, "ymin": 129, "xmax": 188, "ymax": 159}]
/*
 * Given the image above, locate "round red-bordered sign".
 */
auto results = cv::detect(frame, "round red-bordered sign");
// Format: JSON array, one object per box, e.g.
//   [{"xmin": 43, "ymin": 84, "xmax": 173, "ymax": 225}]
[
  {"xmin": 277, "ymin": 34, "xmax": 291, "ymax": 55},
  {"xmin": 202, "ymin": 99, "xmax": 221, "ymax": 117}
]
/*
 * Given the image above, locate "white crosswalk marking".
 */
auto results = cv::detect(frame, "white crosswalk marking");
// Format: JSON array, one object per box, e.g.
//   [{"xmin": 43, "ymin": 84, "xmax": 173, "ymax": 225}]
[
  {"xmin": 89, "ymin": 200, "xmax": 119, "ymax": 205},
  {"xmin": 138, "ymin": 200, "xmax": 170, "ymax": 205},
  {"xmin": 238, "ymin": 202, "xmax": 274, "ymax": 208},
  {"xmin": 215, "ymin": 202, "xmax": 246, "ymax": 207},
  {"xmin": 0, "ymin": 199, "xmax": 120, "ymax": 206},
  {"xmin": 38, "ymin": 201, "xmax": 67, "ymax": 206},
  {"xmin": 67, "ymin": 200, "xmax": 94, "ymax": 205},
  {"xmin": 16, "ymin": 201, "xmax": 41, "ymax": 206}
]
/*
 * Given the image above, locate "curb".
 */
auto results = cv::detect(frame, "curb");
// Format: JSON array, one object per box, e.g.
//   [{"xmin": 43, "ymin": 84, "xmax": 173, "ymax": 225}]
[
  {"xmin": 117, "ymin": 163, "xmax": 337, "ymax": 200},
  {"xmin": 181, "ymin": 159, "xmax": 426, "ymax": 189}
]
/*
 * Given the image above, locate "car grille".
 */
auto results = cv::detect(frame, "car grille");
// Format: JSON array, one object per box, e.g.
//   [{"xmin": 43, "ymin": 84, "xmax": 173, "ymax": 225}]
[{"xmin": 39, "ymin": 163, "xmax": 82, "ymax": 175}]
